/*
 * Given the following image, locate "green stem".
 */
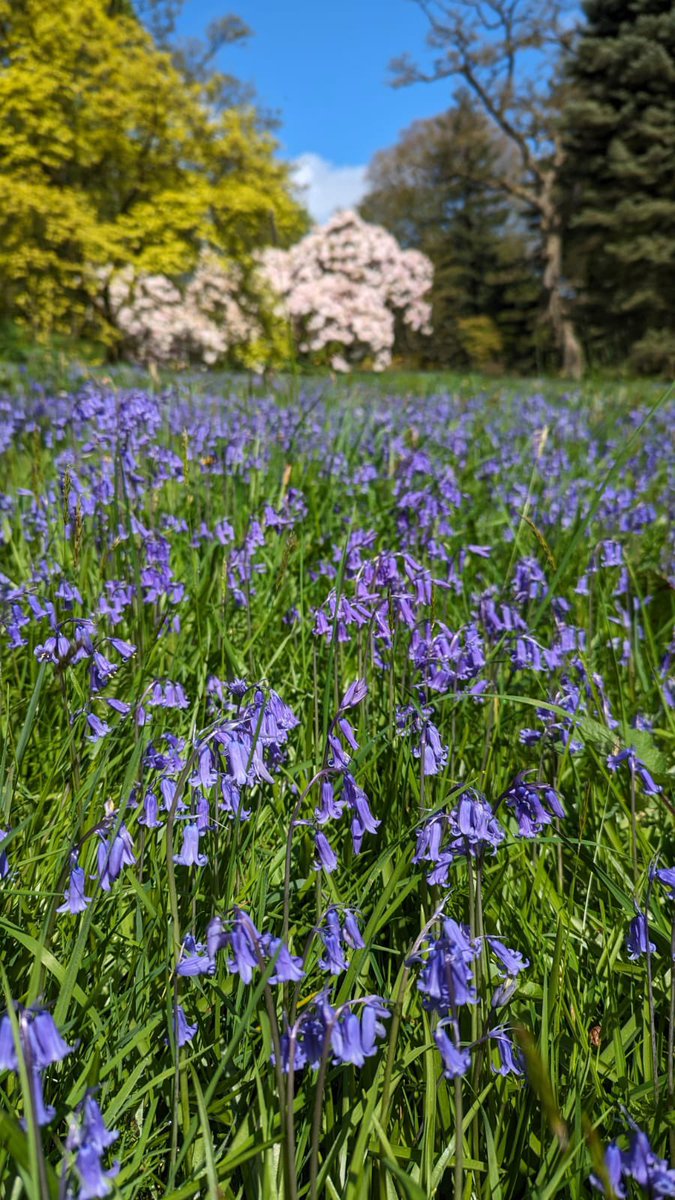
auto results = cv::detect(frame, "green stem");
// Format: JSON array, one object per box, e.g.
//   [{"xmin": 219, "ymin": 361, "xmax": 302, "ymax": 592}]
[{"xmin": 454, "ymin": 1075, "xmax": 464, "ymax": 1200}]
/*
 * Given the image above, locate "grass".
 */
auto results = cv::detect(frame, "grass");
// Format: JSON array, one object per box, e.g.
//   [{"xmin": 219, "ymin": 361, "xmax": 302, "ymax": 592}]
[{"xmin": 0, "ymin": 373, "xmax": 673, "ymax": 1199}]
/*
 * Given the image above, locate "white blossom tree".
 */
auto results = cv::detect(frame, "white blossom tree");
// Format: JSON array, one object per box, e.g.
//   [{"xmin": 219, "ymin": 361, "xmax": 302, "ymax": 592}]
[
  {"xmin": 100, "ymin": 211, "xmax": 433, "ymax": 371},
  {"xmin": 259, "ymin": 210, "xmax": 433, "ymax": 370}
]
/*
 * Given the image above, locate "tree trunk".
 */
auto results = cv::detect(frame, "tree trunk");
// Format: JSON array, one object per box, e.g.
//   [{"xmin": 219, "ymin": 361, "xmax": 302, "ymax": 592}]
[{"xmin": 541, "ymin": 209, "xmax": 584, "ymax": 380}]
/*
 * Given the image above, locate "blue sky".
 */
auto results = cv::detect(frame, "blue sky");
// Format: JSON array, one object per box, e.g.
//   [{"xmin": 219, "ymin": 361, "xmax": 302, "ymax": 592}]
[{"xmin": 176, "ymin": 0, "xmax": 453, "ymax": 220}]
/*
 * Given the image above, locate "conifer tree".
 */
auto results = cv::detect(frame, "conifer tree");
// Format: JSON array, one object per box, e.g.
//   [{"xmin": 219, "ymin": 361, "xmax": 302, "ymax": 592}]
[
  {"xmin": 360, "ymin": 98, "xmax": 541, "ymax": 370},
  {"xmin": 564, "ymin": 0, "xmax": 675, "ymax": 372}
]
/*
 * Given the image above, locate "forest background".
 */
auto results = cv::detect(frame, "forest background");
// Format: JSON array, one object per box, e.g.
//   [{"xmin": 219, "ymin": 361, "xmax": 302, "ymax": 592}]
[{"xmin": 0, "ymin": 0, "xmax": 673, "ymax": 380}]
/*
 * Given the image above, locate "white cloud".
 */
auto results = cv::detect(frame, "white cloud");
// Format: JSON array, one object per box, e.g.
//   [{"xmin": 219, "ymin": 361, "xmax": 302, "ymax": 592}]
[{"xmin": 292, "ymin": 153, "xmax": 368, "ymax": 225}]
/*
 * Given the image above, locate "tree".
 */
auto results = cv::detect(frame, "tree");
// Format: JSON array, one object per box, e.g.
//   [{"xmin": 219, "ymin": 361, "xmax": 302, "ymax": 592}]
[
  {"xmin": 392, "ymin": 0, "xmax": 585, "ymax": 378},
  {"xmin": 0, "ymin": 0, "xmax": 307, "ymax": 340},
  {"xmin": 259, "ymin": 211, "xmax": 434, "ymax": 371},
  {"xmin": 359, "ymin": 95, "xmax": 542, "ymax": 370},
  {"xmin": 562, "ymin": 0, "xmax": 675, "ymax": 372}
]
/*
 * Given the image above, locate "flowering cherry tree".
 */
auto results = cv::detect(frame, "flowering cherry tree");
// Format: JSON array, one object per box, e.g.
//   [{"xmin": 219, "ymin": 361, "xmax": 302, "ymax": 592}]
[{"xmin": 260, "ymin": 210, "xmax": 433, "ymax": 370}]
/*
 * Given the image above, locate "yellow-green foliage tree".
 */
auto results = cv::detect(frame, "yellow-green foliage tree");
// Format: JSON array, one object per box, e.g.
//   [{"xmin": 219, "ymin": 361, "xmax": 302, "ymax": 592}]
[{"xmin": 0, "ymin": 0, "xmax": 307, "ymax": 342}]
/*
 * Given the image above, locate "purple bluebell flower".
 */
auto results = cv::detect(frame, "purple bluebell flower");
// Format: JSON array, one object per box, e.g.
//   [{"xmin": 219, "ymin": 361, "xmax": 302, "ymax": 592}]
[
  {"xmin": 318, "ymin": 908, "xmax": 364, "ymax": 974},
  {"xmin": 86, "ymin": 712, "xmax": 110, "ymax": 742},
  {"xmin": 173, "ymin": 824, "xmax": 208, "ymax": 868},
  {"xmin": 413, "ymin": 813, "xmax": 446, "ymax": 865},
  {"xmin": 68, "ymin": 1094, "xmax": 119, "ymax": 1198},
  {"xmin": 97, "ymin": 823, "xmax": 136, "ymax": 891},
  {"xmin": 589, "ymin": 1142, "xmax": 626, "ymax": 1197},
  {"xmin": 30, "ymin": 1067, "xmax": 56, "ymax": 1126},
  {"xmin": 501, "ymin": 772, "xmax": 565, "ymax": 838},
  {"xmin": 175, "ymin": 1004, "xmax": 197, "ymax": 1048},
  {"xmin": 415, "ymin": 919, "xmax": 480, "ymax": 1015},
  {"xmin": 489, "ymin": 1029, "xmax": 524, "ymax": 1076},
  {"xmin": 259, "ymin": 934, "xmax": 305, "ymax": 984},
  {"xmin": 591, "ymin": 1123, "xmax": 675, "ymax": 1197},
  {"xmin": 626, "ymin": 908, "xmax": 656, "ymax": 961},
  {"xmin": 340, "ymin": 678, "xmax": 368, "ymax": 710},
  {"xmin": 434, "ymin": 1026, "xmax": 471, "ymax": 1078},
  {"xmin": 654, "ymin": 866, "xmax": 675, "ymax": 900},
  {"xmin": 0, "ymin": 829, "xmax": 10, "ymax": 879},
  {"xmin": 57, "ymin": 863, "xmax": 92, "ymax": 914},
  {"xmin": 331, "ymin": 1000, "xmax": 389, "ymax": 1067},
  {"xmin": 607, "ymin": 748, "xmax": 662, "ymax": 796},
  {"xmin": 108, "ymin": 637, "xmax": 135, "ymax": 660},
  {"xmin": 176, "ymin": 935, "xmax": 215, "ymax": 977},
  {"xmin": 139, "ymin": 791, "xmax": 162, "ymax": 829},
  {"xmin": 343, "ymin": 773, "xmax": 380, "ymax": 852},
  {"xmin": 26, "ymin": 1009, "xmax": 73, "ymax": 1069},
  {"xmin": 451, "ymin": 792, "xmax": 505, "ymax": 857},
  {"xmin": 0, "ymin": 1015, "xmax": 17, "ymax": 1070},
  {"xmin": 319, "ymin": 909, "xmax": 349, "ymax": 974},
  {"xmin": 314, "ymin": 779, "xmax": 345, "ymax": 825},
  {"xmin": 343, "ymin": 909, "xmax": 365, "ymax": 950},
  {"xmin": 314, "ymin": 830, "xmax": 338, "ymax": 873},
  {"xmin": 488, "ymin": 938, "xmax": 529, "ymax": 977}
]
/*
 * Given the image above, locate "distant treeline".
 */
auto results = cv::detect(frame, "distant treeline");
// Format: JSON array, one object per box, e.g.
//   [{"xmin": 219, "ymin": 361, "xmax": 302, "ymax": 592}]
[
  {"xmin": 365, "ymin": 0, "xmax": 675, "ymax": 378},
  {"xmin": 0, "ymin": 0, "xmax": 673, "ymax": 377}
]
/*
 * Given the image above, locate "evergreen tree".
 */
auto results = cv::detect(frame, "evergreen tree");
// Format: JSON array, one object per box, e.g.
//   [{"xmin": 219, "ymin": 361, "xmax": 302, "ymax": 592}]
[
  {"xmin": 360, "ymin": 97, "xmax": 541, "ymax": 371},
  {"xmin": 564, "ymin": 0, "xmax": 675, "ymax": 372}
]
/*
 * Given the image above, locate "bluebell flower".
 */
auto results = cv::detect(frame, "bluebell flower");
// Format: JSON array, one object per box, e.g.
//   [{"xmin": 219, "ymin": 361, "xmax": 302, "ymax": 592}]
[
  {"xmin": 318, "ymin": 908, "xmax": 364, "ymax": 974},
  {"xmin": 654, "ymin": 866, "xmax": 675, "ymax": 901},
  {"xmin": 0, "ymin": 828, "xmax": 11, "ymax": 879},
  {"xmin": 108, "ymin": 637, "xmax": 135, "ymax": 660},
  {"xmin": 487, "ymin": 938, "xmax": 529, "ymax": 977},
  {"xmin": 26, "ymin": 1009, "xmax": 73, "ymax": 1069},
  {"xmin": 97, "ymin": 823, "xmax": 136, "ymax": 891},
  {"xmin": 80, "ymin": 1095, "xmax": 119, "ymax": 1152},
  {"xmin": 415, "ymin": 919, "xmax": 480, "ymax": 1015},
  {"xmin": 176, "ymin": 935, "xmax": 215, "ymax": 977},
  {"xmin": 57, "ymin": 863, "xmax": 92, "ymax": 914},
  {"xmin": 139, "ymin": 791, "xmax": 162, "ymax": 829},
  {"xmin": 30, "ymin": 1067, "xmax": 56, "ymax": 1126},
  {"xmin": 319, "ymin": 909, "xmax": 348, "ymax": 974},
  {"xmin": 259, "ymin": 934, "xmax": 305, "ymax": 984},
  {"xmin": 68, "ymin": 1094, "xmax": 119, "ymax": 1198},
  {"xmin": 608, "ymin": 748, "xmax": 661, "ymax": 796},
  {"xmin": 314, "ymin": 779, "xmax": 345, "ymax": 825},
  {"xmin": 626, "ymin": 908, "xmax": 656, "ymax": 961},
  {"xmin": 331, "ymin": 1000, "xmax": 389, "ymax": 1068},
  {"xmin": 0, "ymin": 1015, "xmax": 17, "ymax": 1070},
  {"xmin": 86, "ymin": 712, "xmax": 110, "ymax": 742},
  {"xmin": 413, "ymin": 813, "xmax": 446, "ymax": 865},
  {"xmin": 451, "ymin": 791, "xmax": 505, "ymax": 857},
  {"xmin": 489, "ymin": 1029, "xmax": 524, "ymax": 1076},
  {"xmin": 173, "ymin": 824, "xmax": 208, "ymax": 868},
  {"xmin": 589, "ymin": 1142, "xmax": 626, "ymax": 1198},
  {"xmin": 343, "ymin": 909, "xmax": 365, "ymax": 950},
  {"xmin": 501, "ymin": 772, "xmax": 565, "ymax": 838},
  {"xmin": 314, "ymin": 830, "xmax": 338, "ymax": 873},
  {"xmin": 175, "ymin": 1004, "xmax": 197, "ymax": 1048},
  {"xmin": 590, "ymin": 1124, "xmax": 675, "ymax": 1198},
  {"xmin": 434, "ymin": 1026, "xmax": 471, "ymax": 1078},
  {"xmin": 343, "ymin": 772, "xmax": 380, "ymax": 852},
  {"xmin": 339, "ymin": 678, "xmax": 368, "ymax": 710},
  {"xmin": 227, "ymin": 913, "xmax": 260, "ymax": 984}
]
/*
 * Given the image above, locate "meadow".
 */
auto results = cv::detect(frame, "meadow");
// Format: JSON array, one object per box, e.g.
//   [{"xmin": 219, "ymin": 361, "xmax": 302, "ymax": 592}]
[{"xmin": 0, "ymin": 374, "xmax": 673, "ymax": 1200}]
